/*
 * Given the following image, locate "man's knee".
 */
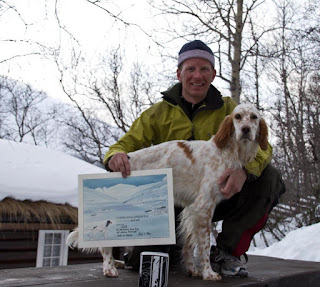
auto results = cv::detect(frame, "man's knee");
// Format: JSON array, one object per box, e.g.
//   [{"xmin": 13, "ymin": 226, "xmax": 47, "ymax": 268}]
[{"xmin": 252, "ymin": 164, "xmax": 286, "ymax": 199}]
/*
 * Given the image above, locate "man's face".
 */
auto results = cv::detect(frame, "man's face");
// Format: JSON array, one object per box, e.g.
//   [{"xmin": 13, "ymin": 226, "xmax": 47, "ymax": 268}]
[{"xmin": 177, "ymin": 58, "xmax": 216, "ymax": 104}]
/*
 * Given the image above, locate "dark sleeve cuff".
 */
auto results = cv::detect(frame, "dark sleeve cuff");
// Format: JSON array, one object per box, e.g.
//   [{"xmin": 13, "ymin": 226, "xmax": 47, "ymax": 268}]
[
  {"xmin": 104, "ymin": 156, "xmax": 113, "ymax": 171},
  {"xmin": 244, "ymin": 168, "xmax": 258, "ymax": 182}
]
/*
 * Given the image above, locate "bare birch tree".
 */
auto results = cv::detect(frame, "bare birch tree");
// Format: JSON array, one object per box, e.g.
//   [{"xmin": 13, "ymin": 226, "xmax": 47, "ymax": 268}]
[
  {"xmin": 0, "ymin": 76, "xmax": 59, "ymax": 145},
  {"xmin": 149, "ymin": 0, "xmax": 275, "ymax": 103},
  {"xmin": 55, "ymin": 47, "xmax": 159, "ymax": 166},
  {"xmin": 262, "ymin": 0, "xmax": 320, "ymax": 231}
]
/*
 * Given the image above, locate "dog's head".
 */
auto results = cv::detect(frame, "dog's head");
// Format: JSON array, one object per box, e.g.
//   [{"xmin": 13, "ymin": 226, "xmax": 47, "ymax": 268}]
[{"xmin": 214, "ymin": 103, "xmax": 268, "ymax": 150}]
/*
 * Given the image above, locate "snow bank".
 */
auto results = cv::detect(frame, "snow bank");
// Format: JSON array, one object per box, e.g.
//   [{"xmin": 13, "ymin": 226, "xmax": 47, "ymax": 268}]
[
  {"xmin": 248, "ymin": 222, "xmax": 320, "ymax": 262},
  {"xmin": 0, "ymin": 139, "xmax": 106, "ymax": 207}
]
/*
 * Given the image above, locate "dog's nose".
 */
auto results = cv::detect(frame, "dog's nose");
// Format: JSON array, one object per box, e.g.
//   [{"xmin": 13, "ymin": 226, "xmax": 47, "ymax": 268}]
[{"xmin": 241, "ymin": 126, "xmax": 251, "ymax": 134}]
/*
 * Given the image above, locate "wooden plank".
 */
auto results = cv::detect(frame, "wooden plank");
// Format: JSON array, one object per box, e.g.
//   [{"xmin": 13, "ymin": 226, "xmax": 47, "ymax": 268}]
[
  {"xmin": 0, "ymin": 229, "xmax": 111, "ymax": 270},
  {"xmin": 0, "ymin": 240, "xmax": 38, "ymax": 251},
  {"xmin": 0, "ymin": 223, "xmax": 76, "ymax": 230},
  {"xmin": 0, "ymin": 230, "xmax": 38, "ymax": 240},
  {"xmin": 0, "ymin": 250, "xmax": 37, "ymax": 263}
]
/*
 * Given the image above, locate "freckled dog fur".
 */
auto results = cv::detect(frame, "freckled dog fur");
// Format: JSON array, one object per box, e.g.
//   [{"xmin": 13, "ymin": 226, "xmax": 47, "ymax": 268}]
[{"xmin": 67, "ymin": 103, "xmax": 268, "ymax": 280}]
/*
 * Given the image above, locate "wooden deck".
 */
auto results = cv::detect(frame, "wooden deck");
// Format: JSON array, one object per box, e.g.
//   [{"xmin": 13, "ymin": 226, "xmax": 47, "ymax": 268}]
[{"xmin": 0, "ymin": 255, "xmax": 319, "ymax": 286}]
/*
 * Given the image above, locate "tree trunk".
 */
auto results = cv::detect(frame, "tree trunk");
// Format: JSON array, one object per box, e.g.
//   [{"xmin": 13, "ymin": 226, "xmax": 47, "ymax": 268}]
[{"xmin": 231, "ymin": 0, "xmax": 243, "ymax": 104}]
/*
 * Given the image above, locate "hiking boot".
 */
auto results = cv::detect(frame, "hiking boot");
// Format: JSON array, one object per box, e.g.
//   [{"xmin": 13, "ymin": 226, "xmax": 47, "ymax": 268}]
[{"xmin": 210, "ymin": 246, "xmax": 249, "ymax": 277}]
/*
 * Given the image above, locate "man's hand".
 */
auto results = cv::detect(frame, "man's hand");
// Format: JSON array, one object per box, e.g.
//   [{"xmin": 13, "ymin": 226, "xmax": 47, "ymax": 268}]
[
  {"xmin": 218, "ymin": 168, "xmax": 247, "ymax": 199},
  {"xmin": 108, "ymin": 153, "xmax": 131, "ymax": 178}
]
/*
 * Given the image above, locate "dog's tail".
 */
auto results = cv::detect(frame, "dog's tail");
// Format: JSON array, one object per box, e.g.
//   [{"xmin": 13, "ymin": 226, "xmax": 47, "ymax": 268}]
[
  {"xmin": 66, "ymin": 227, "xmax": 100, "ymax": 253},
  {"xmin": 66, "ymin": 227, "xmax": 79, "ymax": 249}
]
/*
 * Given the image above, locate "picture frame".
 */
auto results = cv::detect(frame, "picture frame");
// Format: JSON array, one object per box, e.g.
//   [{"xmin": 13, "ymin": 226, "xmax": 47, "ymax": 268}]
[{"xmin": 78, "ymin": 168, "xmax": 176, "ymax": 248}]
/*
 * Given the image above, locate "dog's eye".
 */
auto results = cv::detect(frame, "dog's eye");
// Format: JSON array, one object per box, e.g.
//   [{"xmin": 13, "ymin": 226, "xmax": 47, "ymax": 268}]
[
  {"xmin": 235, "ymin": 114, "xmax": 242, "ymax": 120},
  {"xmin": 251, "ymin": 114, "xmax": 258, "ymax": 120}
]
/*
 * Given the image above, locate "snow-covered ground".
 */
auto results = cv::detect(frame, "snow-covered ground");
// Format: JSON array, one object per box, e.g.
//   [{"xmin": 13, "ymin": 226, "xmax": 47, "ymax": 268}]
[
  {"xmin": 248, "ymin": 222, "xmax": 320, "ymax": 262},
  {"xmin": 1, "ymin": 139, "xmax": 319, "ymax": 263}
]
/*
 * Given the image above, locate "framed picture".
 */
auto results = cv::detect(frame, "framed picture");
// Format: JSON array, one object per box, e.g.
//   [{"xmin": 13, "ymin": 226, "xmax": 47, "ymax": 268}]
[{"xmin": 78, "ymin": 168, "xmax": 176, "ymax": 248}]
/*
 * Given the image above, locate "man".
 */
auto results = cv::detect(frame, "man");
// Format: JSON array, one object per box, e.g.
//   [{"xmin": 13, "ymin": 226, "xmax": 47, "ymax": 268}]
[{"xmin": 104, "ymin": 40, "xmax": 285, "ymax": 277}]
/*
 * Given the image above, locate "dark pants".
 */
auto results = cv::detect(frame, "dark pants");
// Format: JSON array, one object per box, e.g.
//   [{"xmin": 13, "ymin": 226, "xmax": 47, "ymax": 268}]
[
  {"xmin": 127, "ymin": 164, "xmax": 285, "ymax": 269},
  {"xmin": 213, "ymin": 164, "xmax": 285, "ymax": 255}
]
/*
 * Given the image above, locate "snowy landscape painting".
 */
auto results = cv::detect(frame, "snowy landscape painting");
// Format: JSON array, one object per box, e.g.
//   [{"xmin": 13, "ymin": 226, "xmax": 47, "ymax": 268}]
[{"xmin": 78, "ymin": 168, "xmax": 175, "ymax": 248}]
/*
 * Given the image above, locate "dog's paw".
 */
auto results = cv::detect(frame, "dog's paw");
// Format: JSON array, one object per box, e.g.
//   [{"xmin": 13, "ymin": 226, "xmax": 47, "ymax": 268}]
[
  {"xmin": 202, "ymin": 270, "xmax": 221, "ymax": 281},
  {"xmin": 186, "ymin": 267, "xmax": 201, "ymax": 277},
  {"xmin": 103, "ymin": 265, "xmax": 119, "ymax": 277}
]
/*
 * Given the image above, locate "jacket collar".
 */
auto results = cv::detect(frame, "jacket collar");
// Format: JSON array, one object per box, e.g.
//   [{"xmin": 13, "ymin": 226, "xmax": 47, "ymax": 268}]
[{"xmin": 161, "ymin": 83, "xmax": 225, "ymax": 112}]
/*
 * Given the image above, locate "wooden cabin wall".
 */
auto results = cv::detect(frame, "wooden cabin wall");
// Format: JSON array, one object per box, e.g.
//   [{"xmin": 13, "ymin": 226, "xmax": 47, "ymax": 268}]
[
  {"xmin": 0, "ymin": 226, "xmax": 102, "ymax": 269},
  {"xmin": 0, "ymin": 229, "xmax": 38, "ymax": 269}
]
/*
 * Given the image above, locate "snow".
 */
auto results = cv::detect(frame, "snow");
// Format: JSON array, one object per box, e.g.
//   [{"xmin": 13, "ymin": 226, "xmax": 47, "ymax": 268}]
[
  {"xmin": 99, "ymin": 184, "xmax": 140, "ymax": 202},
  {"xmin": 1, "ymin": 139, "xmax": 320, "ymax": 262},
  {"xmin": 248, "ymin": 222, "xmax": 320, "ymax": 262},
  {"xmin": 0, "ymin": 139, "xmax": 106, "ymax": 207}
]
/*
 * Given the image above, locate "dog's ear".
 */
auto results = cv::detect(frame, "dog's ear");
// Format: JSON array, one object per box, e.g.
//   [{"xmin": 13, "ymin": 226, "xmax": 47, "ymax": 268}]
[
  {"xmin": 258, "ymin": 118, "xmax": 268, "ymax": 150},
  {"xmin": 214, "ymin": 115, "xmax": 234, "ymax": 149}
]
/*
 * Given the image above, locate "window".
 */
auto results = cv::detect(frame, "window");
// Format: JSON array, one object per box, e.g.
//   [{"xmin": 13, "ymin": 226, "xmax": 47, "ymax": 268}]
[{"xmin": 36, "ymin": 230, "xmax": 69, "ymax": 267}]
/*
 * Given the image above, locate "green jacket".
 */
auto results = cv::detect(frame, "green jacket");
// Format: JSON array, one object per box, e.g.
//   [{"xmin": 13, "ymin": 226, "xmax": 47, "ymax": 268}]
[{"xmin": 104, "ymin": 83, "xmax": 272, "ymax": 176}]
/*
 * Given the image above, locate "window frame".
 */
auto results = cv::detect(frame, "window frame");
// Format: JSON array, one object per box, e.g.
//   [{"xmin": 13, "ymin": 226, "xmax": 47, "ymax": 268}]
[{"xmin": 36, "ymin": 230, "xmax": 70, "ymax": 267}]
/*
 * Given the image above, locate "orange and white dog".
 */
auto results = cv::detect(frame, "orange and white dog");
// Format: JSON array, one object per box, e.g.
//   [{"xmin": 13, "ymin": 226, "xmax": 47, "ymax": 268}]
[{"xmin": 67, "ymin": 103, "xmax": 268, "ymax": 280}]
